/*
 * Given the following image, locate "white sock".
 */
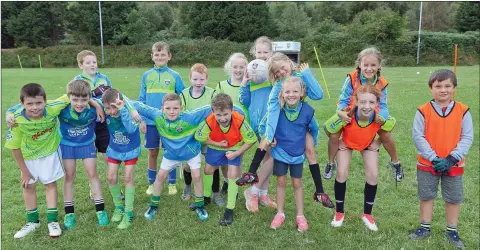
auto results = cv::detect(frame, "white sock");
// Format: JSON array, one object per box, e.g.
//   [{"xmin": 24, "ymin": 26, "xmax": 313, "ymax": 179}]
[
  {"xmin": 259, "ymin": 188, "xmax": 268, "ymax": 197},
  {"xmin": 276, "ymin": 212, "xmax": 285, "ymax": 218},
  {"xmin": 251, "ymin": 186, "xmax": 261, "ymax": 195}
]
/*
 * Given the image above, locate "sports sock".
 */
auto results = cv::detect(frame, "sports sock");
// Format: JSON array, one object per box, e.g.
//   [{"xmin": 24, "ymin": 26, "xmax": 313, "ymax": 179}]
[
  {"xmin": 226, "ymin": 179, "xmax": 239, "ymax": 209},
  {"xmin": 94, "ymin": 198, "xmax": 105, "ymax": 212},
  {"xmin": 334, "ymin": 180, "xmax": 346, "ymax": 213},
  {"xmin": 147, "ymin": 168, "xmax": 157, "ymax": 185},
  {"xmin": 420, "ymin": 221, "xmax": 431, "ymax": 230},
  {"xmin": 259, "ymin": 188, "xmax": 268, "ymax": 197},
  {"xmin": 251, "ymin": 186, "xmax": 261, "ymax": 196},
  {"xmin": 184, "ymin": 169, "xmax": 192, "ymax": 185},
  {"xmin": 248, "ymin": 148, "xmax": 267, "ymax": 173},
  {"xmin": 363, "ymin": 182, "xmax": 377, "ymax": 215},
  {"xmin": 26, "ymin": 208, "xmax": 39, "ymax": 223},
  {"xmin": 194, "ymin": 195, "xmax": 204, "ymax": 207},
  {"xmin": 203, "ymin": 174, "xmax": 213, "ymax": 198},
  {"xmin": 150, "ymin": 195, "xmax": 160, "ymax": 208},
  {"xmin": 64, "ymin": 200, "xmax": 74, "ymax": 214},
  {"xmin": 309, "ymin": 164, "xmax": 325, "ymax": 193},
  {"xmin": 47, "ymin": 208, "xmax": 58, "ymax": 223},
  {"xmin": 168, "ymin": 169, "xmax": 177, "ymax": 185},
  {"xmin": 109, "ymin": 184, "xmax": 123, "ymax": 207},
  {"xmin": 124, "ymin": 187, "xmax": 135, "ymax": 213},
  {"xmin": 212, "ymin": 169, "xmax": 220, "ymax": 193},
  {"xmin": 446, "ymin": 225, "xmax": 457, "ymax": 232},
  {"xmin": 276, "ymin": 212, "xmax": 285, "ymax": 218}
]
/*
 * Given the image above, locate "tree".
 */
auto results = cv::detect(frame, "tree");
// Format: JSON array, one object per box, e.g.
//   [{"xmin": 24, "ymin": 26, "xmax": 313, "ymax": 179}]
[
  {"xmin": 180, "ymin": 2, "xmax": 277, "ymax": 42},
  {"xmin": 422, "ymin": 2, "xmax": 458, "ymax": 32},
  {"xmin": 112, "ymin": 9, "xmax": 154, "ymax": 45},
  {"xmin": 269, "ymin": 3, "xmax": 311, "ymax": 40},
  {"xmin": 456, "ymin": 2, "xmax": 480, "ymax": 32},
  {"xmin": 4, "ymin": 2, "xmax": 67, "ymax": 48}
]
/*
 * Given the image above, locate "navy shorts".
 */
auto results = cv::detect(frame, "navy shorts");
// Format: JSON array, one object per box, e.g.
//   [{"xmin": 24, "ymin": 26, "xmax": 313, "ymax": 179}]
[
  {"xmin": 61, "ymin": 143, "xmax": 97, "ymax": 159},
  {"xmin": 145, "ymin": 125, "xmax": 160, "ymax": 149},
  {"xmin": 205, "ymin": 147, "xmax": 241, "ymax": 167},
  {"xmin": 273, "ymin": 159, "xmax": 303, "ymax": 178},
  {"xmin": 94, "ymin": 121, "xmax": 109, "ymax": 153}
]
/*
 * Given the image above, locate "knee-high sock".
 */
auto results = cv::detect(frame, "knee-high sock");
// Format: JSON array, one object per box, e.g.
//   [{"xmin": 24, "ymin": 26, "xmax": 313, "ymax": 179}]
[
  {"xmin": 309, "ymin": 163, "xmax": 324, "ymax": 193},
  {"xmin": 184, "ymin": 169, "xmax": 192, "ymax": 185},
  {"xmin": 203, "ymin": 174, "xmax": 213, "ymax": 198},
  {"xmin": 248, "ymin": 148, "xmax": 267, "ymax": 174},
  {"xmin": 147, "ymin": 168, "xmax": 157, "ymax": 185},
  {"xmin": 226, "ymin": 179, "xmax": 239, "ymax": 209},
  {"xmin": 125, "ymin": 187, "xmax": 135, "ymax": 213},
  {"xmin": 168, "ymin": 168, "xmax": 177, "ymax": 184},
  {"xmin": 363, "ymin": 182, "xmax": 377, "ymax": 215},
  {"xmin": 212, "ymin": 169, "xmax": 220, "ymax": 193},
  {"xmin": 334, "ymin": 180, "xmax": 346, "ymax": 213},
  {"xmin": 109, "ymin": 184, "xmax": 123, "ymax": 208}
]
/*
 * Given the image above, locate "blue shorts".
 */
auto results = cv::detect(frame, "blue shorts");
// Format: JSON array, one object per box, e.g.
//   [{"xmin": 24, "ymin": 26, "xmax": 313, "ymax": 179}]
[
  {"xmin": 205, "ymin": 147, "xmax": 241, "ymax": 167},
  {"xmin": 60, "ymin": 143, "xmax": 97, "ymax": 160},
  {"xmin": 273, "ymin": 159, "xmax": 303, "ymax": 178},
  {"xmin": 145, "ymin": 125, "xmax": 160, "ymax": 149}
]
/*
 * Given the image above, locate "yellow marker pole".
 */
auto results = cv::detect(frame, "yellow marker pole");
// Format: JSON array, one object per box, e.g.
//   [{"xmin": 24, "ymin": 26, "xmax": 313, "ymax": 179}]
[
  {"xmin": 38, "ymin": 55, "xmax": 43, "ymax": 71},
  {"xmin": 17, "ymin": 55, "xmax": 24, "ymax": 72},
  {"xmin": 314, "ymin": 47, "xmax": 331, "ymax": 99},
  {"xmin": 453, "ymin": 44, "xmax": 458, "ymax": 99}
]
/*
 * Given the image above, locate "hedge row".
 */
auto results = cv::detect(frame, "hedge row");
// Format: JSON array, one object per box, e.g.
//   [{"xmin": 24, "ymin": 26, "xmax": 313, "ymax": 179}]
[{"xmin": 2, "ymin": 31, "xmax": 478, "ymax": 68}]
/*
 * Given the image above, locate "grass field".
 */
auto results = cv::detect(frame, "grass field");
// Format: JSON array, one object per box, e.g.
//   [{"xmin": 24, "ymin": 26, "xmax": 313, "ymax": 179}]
[{"xmin": 1, "ymin": 66, "xmax": 479, "ymax": 249}]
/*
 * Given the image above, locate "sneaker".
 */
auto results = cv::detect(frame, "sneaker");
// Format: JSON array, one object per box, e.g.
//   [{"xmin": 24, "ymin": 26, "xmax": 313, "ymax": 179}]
[
  {"xmin": 236, "ymin": 172, "xmax": 258, "ymax": 186},
  {"xmin": 63, "ymin": 213, "xmax": 75, "ymax": 229},
  {"xmin": 409, "ymin": 227, "xmax": 431, "ymax": 240},
  {"xmin": 219, "ymin": 209, "xmax": 234, "ymax": 226},
  {"xmin": 117, "ymin": 214, "xmax": 132, "ymax": 229},
  {"xmin": 270, "ymin": 214, "xmax": 285, "ymax": 229},
  {"xmin": 195, "ymin": 206, "xmax": 209, "ymax": 221},
  {"xmin": 212, "ymin": 192, "xmax": 225, "ymax": 207},
  {"xmin": 361, "ymin": 213, "xmax": 378, "ymax": 231},
  {"xmin": 47, "ymin": 222, "xmax": 62, "ymax": 237},
  {"xmin": 181, "ymin": 185, "xmax": 191, "ymax": 201},
  {"xmin": 259, "ymin": 195, "xmax": 277, "ymax": 208},
  {"xmin": 146, "ymin": 184, "xmax": 154, "ymax": 195},
  {"xmin": 324, "ymin": 162, "xmax": 336, "ymax": 180},
  {"xmin": 314, "ymin": 192, "xmax": 335, "ymax": 208},
  {"xmin": 96, "ymin": 211, "xmax": 109, "ymax": 226},
  {"xmin": 244, "ymin": 188, "xmax": 259, "ymax": 213},
  {"xmin": 445, "ymin": 230, "xmax": 465, "ymax": 249},
  {"xmin": 14, "ymin": 222, "xmax": 40, "ymax": 239},
  {"xmin": 296, "ymin": 216, "xmax": 309, "ymax": 232},
  {"xmin": 221, "ymin": 181, "xmax": 228, "ymax": 194},
  {"xmin": 168, "ymin": 184, "xmax": 177, "ymax": 195},
  {"xmin": 390, "ymin": 161, "xmax": 404, "ymax": 182},
  {"xmin": 331, "ymin": 212, "xmax": 345, "ymax": 227},
  {"xmin": 144, "ymin": 206, "xmax": 158, "ymax": 220},
  {"xmin": 111, "ymin": 207, "xmax": 124, "ymax": 223}
]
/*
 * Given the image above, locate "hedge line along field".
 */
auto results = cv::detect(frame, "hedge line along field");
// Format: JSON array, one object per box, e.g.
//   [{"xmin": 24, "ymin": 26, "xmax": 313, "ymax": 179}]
[{"xmin": 1, "ymin": 66, "xmax": 478, "ymax": 249}]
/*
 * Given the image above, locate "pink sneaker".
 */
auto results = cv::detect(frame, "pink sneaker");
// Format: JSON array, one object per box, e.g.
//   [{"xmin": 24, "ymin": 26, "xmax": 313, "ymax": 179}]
[
  {"xmin": 244, "ymin": 188, "xmax": 259, "ymax": 213},
  {"xmin": 270, "ymin": 214, "xmax": 285, "ymax": 229},
  {"xmin": 259, "ymin": 194, "xmax": 277, "ymax": 208},
  {"xmin": 296, "ymin": 216, "xmax": 309, "ymax": 232}
]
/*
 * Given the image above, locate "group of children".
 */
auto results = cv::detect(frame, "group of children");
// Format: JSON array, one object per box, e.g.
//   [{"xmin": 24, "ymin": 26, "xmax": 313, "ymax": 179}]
[{"xmin": 5, "ymin": 36, "xmax": 473, "ymax": 249}]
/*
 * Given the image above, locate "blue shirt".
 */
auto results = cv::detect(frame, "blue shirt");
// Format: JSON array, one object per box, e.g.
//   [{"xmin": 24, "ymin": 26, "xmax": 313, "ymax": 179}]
[
  {"xmin": 58, "ymin": 104, "xmax": 98, "ymax": 146},
  {"xmin": 105, "ymin": 105, "xmax": 141, "ymax": 161},
  {"xmin": 239, "ymin": 80, "xmax": 272, "ymax": 134},
  {"xmin": 138, "ymin": 65, "xmax": 185, "ymax": 125}
]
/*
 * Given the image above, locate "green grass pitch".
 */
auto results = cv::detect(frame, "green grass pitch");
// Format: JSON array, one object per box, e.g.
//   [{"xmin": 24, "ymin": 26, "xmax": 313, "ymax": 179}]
[{"xmin": 1, "ymin": 66, "xmax": 478, "ymax": 249}]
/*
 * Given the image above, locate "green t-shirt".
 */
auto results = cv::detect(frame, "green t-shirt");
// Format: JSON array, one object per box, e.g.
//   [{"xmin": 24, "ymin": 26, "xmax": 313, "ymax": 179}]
[
  {"xmin": 5, "ymin": 95, "xmax": 70, "ymax": 160},
  {"xmin": 216, "ymin": 80, "xmax": 249, "ymax": 122},
  {"xmin": 180, "ymin": 86, "xmax": 216, "ymax": 111},
  {"xmin": 195, "ymin": 119, "xmax": 257, "ymax": 151}
]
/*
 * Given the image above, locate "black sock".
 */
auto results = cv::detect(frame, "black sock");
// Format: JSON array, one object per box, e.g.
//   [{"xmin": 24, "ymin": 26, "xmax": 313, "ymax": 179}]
[
  {"xmin": 212, "ymin": 169, "xmax": 220, "ymax": 193},
  {"xmin": 334, "ymin": 180, "xmax": 346, "ymax": 213},
  {"xmin": 248, "ymin": 148, "xmax": 267, "ymax": 173},
  {"xmin": 309, "ymin": 164, "xmax": 324, "ymax": 193},
  {"xmin": 64, "ymin": 201, "xmax": 74, "ymax": 214},
  {"xmin": 363, "ymin": 182, "xmax": 377, "ymax": 215},
  {"xmin": 184, "ymin": 169, "xmax": 192, "ymax": 185},
  {"xmin": 94, "ymin": 198, "xmax": 105, "ymax": 212}
]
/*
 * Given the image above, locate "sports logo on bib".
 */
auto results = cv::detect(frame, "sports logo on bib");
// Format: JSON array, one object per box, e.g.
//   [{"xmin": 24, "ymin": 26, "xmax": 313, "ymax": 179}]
[
  {"xmin": 176, "ymin": 126, "xmax": 183, "ymax": 133},
  {"xmin": 164, "ymin": 79, "xmax": 171, "ymax": 85},
  {"xmin": 113, "ymin": 131, "xmax": 130, "ymax": 145},
  {"xmin": 6, "ymin": 129, "xmax": 12, "ymax": 140}
]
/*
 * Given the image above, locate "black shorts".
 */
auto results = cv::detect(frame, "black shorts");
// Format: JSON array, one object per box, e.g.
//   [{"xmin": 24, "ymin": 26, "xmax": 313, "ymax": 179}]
[{"xmin": 95, "ymin": 121, "xmax": 109, "ymax": 153}]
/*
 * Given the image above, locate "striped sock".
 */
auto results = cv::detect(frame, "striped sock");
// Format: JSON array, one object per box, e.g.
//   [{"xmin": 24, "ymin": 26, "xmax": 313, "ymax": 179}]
[
  {"xmin": 150, "ymin": 196, "xmax": 160, "ymax": 208},
  {"xmin": 26, "ymin": 208, "xmax": 39, "ymax": 223},
  {"xmin": 47, "ymin": 208, "xmax": 58, "ymax": 223},
  {"xmin": 194, "ymin": 195, "xmax": 204, "ymax": 208},
  {"xmin": 94, "ymin": 198, "xmax": 105, "ymax": 212},
  {"xmin": 64, "ymin": 200, "xmax": 74, "ymax": 214},
  {"xmin": 420, "ymin": 221, "xmax": 431, "ymax": 231},
  {"xmin": 334, "ymin": 180, "xmax": 346, "ymax": 213},
  {"xmin": 447, "ymin": 225, "xmax": 457, "ymax": 232}
]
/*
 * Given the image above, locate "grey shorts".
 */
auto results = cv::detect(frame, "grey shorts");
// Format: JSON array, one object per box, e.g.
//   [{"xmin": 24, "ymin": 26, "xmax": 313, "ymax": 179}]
[
  {"xmin": 417, "ymin": 170, "xmax": 463, "ymax": 204},
  {"xmin": 273, "ymin": 159, "xmax": 303, "ymax": 178}
]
